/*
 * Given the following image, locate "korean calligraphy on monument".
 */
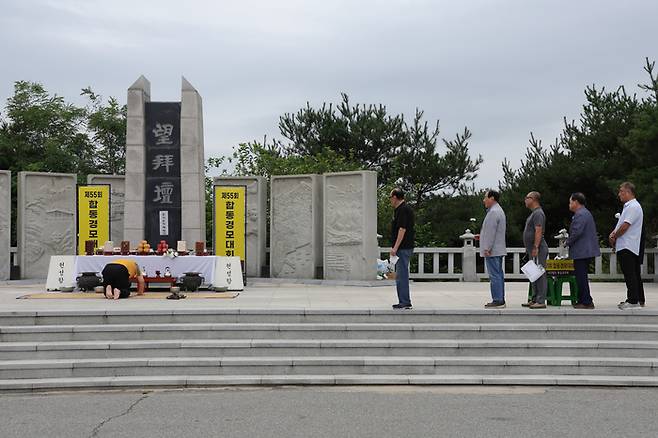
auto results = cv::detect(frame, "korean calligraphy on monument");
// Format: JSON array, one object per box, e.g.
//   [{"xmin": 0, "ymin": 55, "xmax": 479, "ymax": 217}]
[
  {"xmin": 144, "ymin": 102, "xmax": 182, "ymax": 247},
  {"xmin": 77, "ymin": 185, "xmax": 110, "ymax": 255},
  {"xmin": 214, "ymin": 186, "xmax": 246, "ymax": 268}
]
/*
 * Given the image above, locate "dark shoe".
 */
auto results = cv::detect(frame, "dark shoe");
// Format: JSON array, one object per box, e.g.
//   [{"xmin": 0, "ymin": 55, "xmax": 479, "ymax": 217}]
[
  {"xmin": 640, "ymin": 302, "xmax": 646, "ymax": 307},
  {"xmin": 529, "ymin": 303, "xmax": 547, "ymax": 309},
  {"xmin": 485, "ymin": 301, "xmax": 506, "ymax": 308},
  {"xmin": 573, "ymin": 303, "xmax": 595, "ymax": 309},
  {"xmin": 521, "ymin": 301, "xmax": 534, "ymax": 308},
  {"xmin": 392, "ymin": 303, "xmax": 412, "ymax": 309}
]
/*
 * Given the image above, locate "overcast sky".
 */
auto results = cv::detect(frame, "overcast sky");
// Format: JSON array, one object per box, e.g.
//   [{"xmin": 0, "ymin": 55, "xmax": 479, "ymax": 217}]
[{"xmin": 1, "ymin": 0, "xmax": 656, "ymax": 187}]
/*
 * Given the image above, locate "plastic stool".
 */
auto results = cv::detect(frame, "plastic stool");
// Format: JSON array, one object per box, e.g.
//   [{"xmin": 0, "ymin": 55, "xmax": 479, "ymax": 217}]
[
  {"xmin": 547, "ymin": 275, "xmax": 579, "ymax": 306},
  {"xmin": 527, "ymin": 279, "xmax": 559, "ymax": 306}
]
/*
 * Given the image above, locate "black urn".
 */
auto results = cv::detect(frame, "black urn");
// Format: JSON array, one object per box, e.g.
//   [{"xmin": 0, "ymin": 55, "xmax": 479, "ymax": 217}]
[
  {"xmin": 181, "ymin": 272, "xmax": 204, "ymax": 292},
  {"xmin": 76, "ymin": 272, "xmax": 102, "ymax": 291}
]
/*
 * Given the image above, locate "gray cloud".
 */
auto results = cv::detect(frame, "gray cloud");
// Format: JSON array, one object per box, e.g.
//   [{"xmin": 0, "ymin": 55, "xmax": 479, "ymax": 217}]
[{"xmin": 1, "ymin": 0, "xmax": 656, "ymax": 187}]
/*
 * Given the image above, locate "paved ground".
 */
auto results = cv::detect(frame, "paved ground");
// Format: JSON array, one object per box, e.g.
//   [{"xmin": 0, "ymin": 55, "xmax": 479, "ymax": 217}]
[
  {"xmin": 0, "ymin": 279, "xmax": 655, "ymax": 311},
  {"xmin": 1, "ymin": 385, "xmax": 657, "ymax": 438}
]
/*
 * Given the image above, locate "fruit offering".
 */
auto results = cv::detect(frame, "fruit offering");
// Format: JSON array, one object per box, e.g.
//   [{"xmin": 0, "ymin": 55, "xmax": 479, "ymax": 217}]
[
  {"xmin": 157, "ymin": 240, "xmax": 169, "ymax": 254},
  {"xmin": 137, "ymin": 240, "xmax": 151, "ymax": 254}
]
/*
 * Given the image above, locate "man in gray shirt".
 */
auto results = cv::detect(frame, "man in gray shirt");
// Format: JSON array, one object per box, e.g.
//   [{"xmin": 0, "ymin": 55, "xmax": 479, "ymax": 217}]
[
  {"xmin": 480, "ymin": 190, "xmax": 507, "ymax": 308},
  {"xmin": 523, "ymin": 191, "xmax": 548, "ymax": 309}
]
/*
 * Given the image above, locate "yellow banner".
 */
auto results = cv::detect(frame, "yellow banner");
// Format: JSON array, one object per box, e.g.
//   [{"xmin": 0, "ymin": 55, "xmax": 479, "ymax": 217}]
[
  {"xmin": 77, "ymin": 185, "xmax": 111, "ymax": 255},
  {"xmin": 214, "ymin": 186, "xmax": 246, "ymax": 263}
]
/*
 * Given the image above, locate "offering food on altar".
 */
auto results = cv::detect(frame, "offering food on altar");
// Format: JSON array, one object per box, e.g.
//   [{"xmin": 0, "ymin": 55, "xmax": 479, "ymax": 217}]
[
  {"xmin": 137, "ymin": 240, "xmax": 151, "ymax": 255},
  {"xmin": 156, "ymin": 240, "xmax": 169, "ymax": 254},
  {"xmin": 195, "ymin": 241, "xmax": 206, "ymax": 256}
]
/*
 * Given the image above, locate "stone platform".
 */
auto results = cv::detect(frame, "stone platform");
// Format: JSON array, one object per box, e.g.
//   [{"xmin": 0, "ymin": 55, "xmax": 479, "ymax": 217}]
[{"xmin": 0, "ymin": 280, "xmax": 656, "ymax": 391}]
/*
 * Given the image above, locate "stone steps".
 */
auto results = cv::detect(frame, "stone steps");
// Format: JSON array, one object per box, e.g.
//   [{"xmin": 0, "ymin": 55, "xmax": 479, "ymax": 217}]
[
  {"xmin": 2, "ymin": 374, "xmax": 658, "ymax": 392},
  {"xmin": 2, "ymin": 339, "xmax": 657, "ymax": 360},
  {"xmin": 2, "ymin": 323, "xmax": 658, "ymax": 342},
  {"xmin": 1, "ymin": 309, "xmax": 657, "ymax": 326},
  {"xmin": 2, "ymin": 308, "xmax": 657, "ymax": 390},
  {"xmin": 1, "ymin": 356, "xmax": 657, "ymax": 380}
]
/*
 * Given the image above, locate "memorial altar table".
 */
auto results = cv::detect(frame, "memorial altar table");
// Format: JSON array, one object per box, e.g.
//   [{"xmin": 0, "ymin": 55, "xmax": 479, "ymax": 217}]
[{"xmin": 74, "ymin": 255, "xmax": 218, "ymax": 286}]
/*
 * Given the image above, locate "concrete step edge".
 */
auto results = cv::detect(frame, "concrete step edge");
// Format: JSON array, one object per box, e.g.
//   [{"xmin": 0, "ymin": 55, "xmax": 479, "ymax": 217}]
[
  {"xmin": 4, "ymin": 322, "xmax": 658, "ymax": 334},
  {"xmin": 4, "ymin": 339, "xmax": 658, "ymax": 352},
  {"xmin": 2, "ymin": 374, "xmax": 658, "ymax": 391},
  {"xmin": 1, "ymin": 356, "xmax": 657, "ymax": 369}
]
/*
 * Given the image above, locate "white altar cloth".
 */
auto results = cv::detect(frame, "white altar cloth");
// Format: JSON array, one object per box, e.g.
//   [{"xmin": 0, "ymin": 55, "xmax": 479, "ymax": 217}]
[{"xmin": 74, "ymin": 255, "xmax": 218, "ymax": 285}]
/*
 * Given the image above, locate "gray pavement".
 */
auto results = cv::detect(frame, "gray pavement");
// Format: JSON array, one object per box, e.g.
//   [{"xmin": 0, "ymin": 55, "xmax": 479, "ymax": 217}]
[
  {"xmin": 1, "ymin": 386, "xmax": 657, "ymax": 438},
  {"xmin": 0, "ymin": 279, "xmax": 655, "ymax": 311}
]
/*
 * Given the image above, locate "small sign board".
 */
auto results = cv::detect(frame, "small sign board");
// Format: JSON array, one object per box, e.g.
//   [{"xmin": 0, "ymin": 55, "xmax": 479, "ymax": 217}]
[
  {"xmin": 213, "ymin": 256, "xmax": 244, "ymax": 291},
  {"xmin": 46, "ymin": 256, "xmax": 77, "ymax": 290},
  {"xmin": 546, "ymin": 259, "xmax": 575, "ymax": 272}
]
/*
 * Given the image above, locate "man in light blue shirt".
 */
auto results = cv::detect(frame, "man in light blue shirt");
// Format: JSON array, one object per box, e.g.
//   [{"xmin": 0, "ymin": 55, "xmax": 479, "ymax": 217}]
[
  {"xmin": 609, "ymin": 182, "xmax": 645, "ymax": 309},
  {"xmin": 480, "ymin": 190, "xmax": 507, "ymax": 308}
]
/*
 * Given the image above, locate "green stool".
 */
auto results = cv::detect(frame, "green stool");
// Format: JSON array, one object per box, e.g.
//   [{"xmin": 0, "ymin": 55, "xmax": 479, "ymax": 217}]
[
  {"xmin": 547, "ymin": 275, "xmax": 579, "ymax": 306},
  {"xmin": 527, "ymin": 280, "xmax": 559, "ymax": 306}
]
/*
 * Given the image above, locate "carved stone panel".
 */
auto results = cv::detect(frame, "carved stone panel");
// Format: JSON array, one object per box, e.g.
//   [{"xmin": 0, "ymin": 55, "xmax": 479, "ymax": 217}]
[
  {"xmin": 270, "ymin": 175, "xmax": 322, "ymax": 279},
  {"xmin": 323, "ymin": 171, "xmax": 378, "ymax": 281},
  {"xmin": 87, "ymin": 175, "xmax": 125, "ymax": 244},
  {"xmin": 213, "ymin": 176, "xmax": 266, "ymax": 277},
  {"xmin": 18, "ymin": 172, "xmax": 76, "ymax": 279},
  {"xmin": 0, "ymin": 171, "xmax": 10, "ymax": 280}
]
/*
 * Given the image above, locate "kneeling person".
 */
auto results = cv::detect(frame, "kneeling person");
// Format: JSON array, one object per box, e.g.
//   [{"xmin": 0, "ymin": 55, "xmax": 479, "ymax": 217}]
[{"xmin": 102, "ymin": 259, "xmax": 145, "ymax": 299}]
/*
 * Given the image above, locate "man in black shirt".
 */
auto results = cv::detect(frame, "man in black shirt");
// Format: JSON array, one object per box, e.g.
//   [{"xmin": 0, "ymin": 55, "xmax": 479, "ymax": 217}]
[{"xmin": 390, "ymin": 188, "xmax": 415, "ymax": 309}]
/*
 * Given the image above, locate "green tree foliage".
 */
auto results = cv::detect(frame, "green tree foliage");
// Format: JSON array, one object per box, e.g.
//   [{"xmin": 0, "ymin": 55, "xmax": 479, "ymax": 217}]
[
  {"xmin": 0, "ymin": 81, "xmax": 126, "ymax": 245},
  {"xmin": 81, "ymin": 88, "xmax": 127, "ymax": 175},
  {"xmin": 500, "ymin": 58, "xmax": 658, "ymax": 246},
  {"xmin": 0, "ymin": 81, "xmax": 126, "ymax": 178},
  {"xmin": 212, "ymin": 94, "xmax": 482, "ymax": 247}
]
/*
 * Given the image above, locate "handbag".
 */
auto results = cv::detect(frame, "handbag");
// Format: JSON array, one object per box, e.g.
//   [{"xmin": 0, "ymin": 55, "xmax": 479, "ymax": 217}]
[{"xmin": 521, "ymin": 258, "xmax": 545, "ymax": 282}]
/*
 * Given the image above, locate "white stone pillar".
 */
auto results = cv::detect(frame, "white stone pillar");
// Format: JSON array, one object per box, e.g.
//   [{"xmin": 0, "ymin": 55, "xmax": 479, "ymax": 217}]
[
  {"xmin": 323, "ymin": 171, "xmax": 378, "ymax": 281},
  {"xmin": 270, "ymin": 174, "xmax": 323, "ymax": 279},
  {"xmin": 87, "ymin": 174, "xmax": 125, "ymax": 244},
  {"xmin": 18, "ymin": 172, "xmax": 76, "ymax": 279},
  {"xmin": 0, "ymin": 170, "xmax": 10, "ymax": 280},
  {"xmin": 180, "ymin": 77, "xmax": 206, "ymax": 244},
  {"xmin": 123, "ymin": 75, "xmax": 150, "ymax": 247},
  {"xmin": 213, "ymin": 176, "xmax": 267, "ymax": 277},
  {"xmin": 460, "ymin": 229, "xmax": 478, "ymax": 282}
]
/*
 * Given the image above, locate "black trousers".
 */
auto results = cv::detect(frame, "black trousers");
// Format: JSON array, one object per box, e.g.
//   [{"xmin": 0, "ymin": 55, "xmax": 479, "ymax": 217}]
[
  {"xmin": 573, "ymin": 258, "xmax": 593, "ymax": 305},
  {"xmin": 617, "ymin": 249, "xmax": 645, "ymax": 305},
  {"xmin": 101, "ymin": 264, "xmax": 131, "ymax": 299}
]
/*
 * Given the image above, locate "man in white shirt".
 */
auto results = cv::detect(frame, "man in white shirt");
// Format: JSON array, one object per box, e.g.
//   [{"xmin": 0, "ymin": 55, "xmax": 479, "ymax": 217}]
[{"xmin": 609, "ymin": 182, "xmax": 645, "ymax": 309}]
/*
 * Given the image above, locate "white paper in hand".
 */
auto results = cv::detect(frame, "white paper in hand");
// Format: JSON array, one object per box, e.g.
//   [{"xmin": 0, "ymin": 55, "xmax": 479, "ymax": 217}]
[{"xmin": 389, "ymin": 255, "xmax": 399, "ymax": 265}]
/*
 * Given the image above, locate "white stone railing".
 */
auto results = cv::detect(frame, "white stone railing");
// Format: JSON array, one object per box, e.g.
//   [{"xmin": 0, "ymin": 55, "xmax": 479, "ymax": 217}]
[{"xmin": 378, "ymin": 246, "xmax": 658, "ymax": 282}]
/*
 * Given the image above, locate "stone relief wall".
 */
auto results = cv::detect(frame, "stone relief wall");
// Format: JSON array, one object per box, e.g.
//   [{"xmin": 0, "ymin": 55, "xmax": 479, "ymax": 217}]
[
  {"xmin": 18, "ymin": 172, "xmax": 76, "ymax": 279},
  {"xmin": 323, "ymin": 171, "xmax": 378, "ymax": 281},
  {"xmin": 87, "ymin": 175, "xmax": 125, "ymax": 244},
  {"xmin": 214, "ymin": 176, "xmax": 266, "ymax": 277},
  {"xmin": 270, "ymin": 175, "xmax": 322, "ymax": 279},
  {"xmin": 0, "ymin": 171, "xmax": 10, "ymax": 280}
]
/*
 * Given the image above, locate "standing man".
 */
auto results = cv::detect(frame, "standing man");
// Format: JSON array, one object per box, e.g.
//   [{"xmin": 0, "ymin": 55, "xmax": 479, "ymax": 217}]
[
  {"xmin": 480, "ymin": 190, "xmax": 507, "ymax": 308},
  {"xmin": 609, "ymin": 182, "xmax": 645, "ymax": 310},
  {"xmin": 566, "ymin": 193, "xmax": 600, "ymax": 309},
  {"xmin": 390, "ymin": 188, "xmax": 415, "ymax": 309},
  {"xmin": 523, "ymin": 191, "xmax": 548, "ymax": 309}
]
